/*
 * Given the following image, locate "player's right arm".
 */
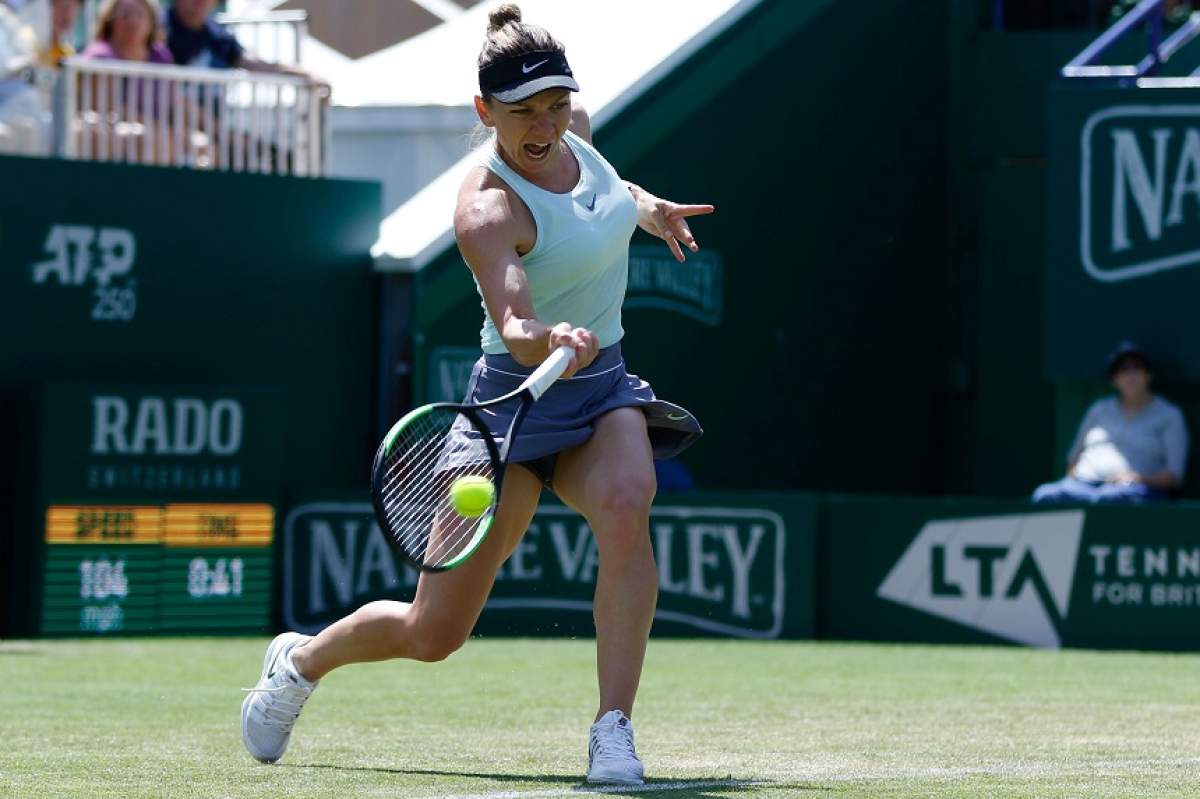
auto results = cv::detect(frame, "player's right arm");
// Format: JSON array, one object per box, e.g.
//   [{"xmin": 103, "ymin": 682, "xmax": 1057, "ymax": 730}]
[{"xmin": 454, "ymin": 171, "xmax": 597, "ymax": 376}]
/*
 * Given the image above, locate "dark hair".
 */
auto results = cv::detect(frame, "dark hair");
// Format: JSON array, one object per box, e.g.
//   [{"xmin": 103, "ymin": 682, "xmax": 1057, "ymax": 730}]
[
  {"xmin": 1109, "ymin": 352, "xmax": 1150, "ymax": 377},
  {"xmin": 478, "ymin": 4, "xmax": 564, "ymax": 90},
  {"xmin": 95, "ymin": 0, "xmax": 163, "ymax": 49},
  {"xmin": 1107, "ymin": 341, "xmax": 1151, "ymax": 377}
]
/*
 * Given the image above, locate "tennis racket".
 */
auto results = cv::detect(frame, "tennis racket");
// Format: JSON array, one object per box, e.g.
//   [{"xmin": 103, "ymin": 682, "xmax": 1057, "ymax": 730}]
[{"xmin": 370, "ymin": 345, "xmax": 574, "ymax": 572}]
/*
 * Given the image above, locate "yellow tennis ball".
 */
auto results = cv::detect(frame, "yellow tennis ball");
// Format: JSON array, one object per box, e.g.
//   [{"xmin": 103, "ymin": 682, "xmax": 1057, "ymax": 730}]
[{"xmin": 449, "ymin": 475, "xmax": 495, "ymax": 518}]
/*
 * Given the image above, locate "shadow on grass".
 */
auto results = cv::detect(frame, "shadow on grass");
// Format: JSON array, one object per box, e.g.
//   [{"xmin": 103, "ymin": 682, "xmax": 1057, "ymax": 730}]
[
  {"xmin": 281, "ymin": 763, "xmax": 580, "ymax": 783},
  {"xmin": 566, "ymin": 781, "xmax": 829, "ymax": 798},
  {"xmin": 282, "ymin": 767, "xmax": 825, "ymax": 796}
]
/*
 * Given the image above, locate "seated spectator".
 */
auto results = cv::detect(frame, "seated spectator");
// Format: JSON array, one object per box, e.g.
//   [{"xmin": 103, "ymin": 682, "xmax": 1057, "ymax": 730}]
[
  {"xmin": 166, "ymin": 0, "xmax": 326, "ymax": 90},
  {"xmin": 39, "ymin": 0, "xmax": 80, "ymax": 67},
  {"xmin": 1033, "ymin": 342, "xmax": 1189, "ymax": 505},
  {"xmin": 79, "ymin": 0, "xmax": 171, "ymax": 64}
]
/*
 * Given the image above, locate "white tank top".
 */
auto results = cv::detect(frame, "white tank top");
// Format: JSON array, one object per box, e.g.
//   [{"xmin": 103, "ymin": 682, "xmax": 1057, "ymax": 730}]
[{"xmin": 472, "ymin": 130, "xmax": 638, "ymax": 354}]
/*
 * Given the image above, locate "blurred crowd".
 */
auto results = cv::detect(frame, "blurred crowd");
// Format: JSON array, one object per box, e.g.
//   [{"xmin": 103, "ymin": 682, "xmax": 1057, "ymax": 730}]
[{"xmin": 0, "ymin": 0, "xmax": 323, "ymax": 157}]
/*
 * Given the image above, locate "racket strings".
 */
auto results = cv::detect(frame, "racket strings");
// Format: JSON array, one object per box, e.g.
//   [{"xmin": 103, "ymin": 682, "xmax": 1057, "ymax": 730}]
[
  {"xmin": 382, "ymin": 416, "xmax": 483, "ymax": 537},
  {"xmin": 383, "ymin": 415, "xmax": 460, "ymax": 551},
  {"xmin": 377, "ymin": 409, "xmax": 496, "ymax": 569}
]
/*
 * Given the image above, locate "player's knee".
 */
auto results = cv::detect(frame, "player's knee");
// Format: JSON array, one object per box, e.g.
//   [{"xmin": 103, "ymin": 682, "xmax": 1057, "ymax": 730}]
[
  {"xmin": 589, "ymin": 480, "xmax": 656, "ymax": 559},
  {"xmin": 408, "ymin": 609, "xmax": 472, "ymax": 657},
  {"xmin": 408, "ymin": 624, "xmax": 470, "ymax": 663},
  {"xmin": 594, "ymin": 476, "xmax": 655, "ymax": 522}
]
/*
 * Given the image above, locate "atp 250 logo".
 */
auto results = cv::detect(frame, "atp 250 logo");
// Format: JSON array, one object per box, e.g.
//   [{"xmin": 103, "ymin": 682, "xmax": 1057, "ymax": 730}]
[
  {"xmin": 1081, "ymin": 106, "xmax": 1200, "ymax": 282},
  {"xmin": 31, "ymin": 224, "xmax": 139, "ymax": 321}
]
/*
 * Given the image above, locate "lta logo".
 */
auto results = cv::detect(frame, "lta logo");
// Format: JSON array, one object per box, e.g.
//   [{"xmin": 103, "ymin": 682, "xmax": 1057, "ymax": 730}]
[{"xmin": 877, "ymin": 511, "xmax": 1084, "ymax": 648}]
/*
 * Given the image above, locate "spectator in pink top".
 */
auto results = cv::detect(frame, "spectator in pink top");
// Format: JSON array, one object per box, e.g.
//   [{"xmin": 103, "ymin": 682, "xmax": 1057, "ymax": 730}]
[
  {"xmin": 80, "ymin": 0, "xmax": 172, "ymax": 64},
  {"xmin": 76, "ymin": 0, "xmax": 173, "ymax": 163}
]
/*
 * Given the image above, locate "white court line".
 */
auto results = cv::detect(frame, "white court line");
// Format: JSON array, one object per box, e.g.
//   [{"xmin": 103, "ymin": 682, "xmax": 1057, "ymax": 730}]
[{"xmin": 435, "ymin": 779, "xmax": 757, "ymax": 799}]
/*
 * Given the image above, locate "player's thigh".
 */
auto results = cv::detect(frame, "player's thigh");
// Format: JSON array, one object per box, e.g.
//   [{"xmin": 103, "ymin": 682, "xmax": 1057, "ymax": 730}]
[
  {"xmin": 410, "ymin": 463, "xmax": 542, "ymax": 634},
  {"xmin": 553, "ymin": 407, "xmax": 656, "ymax": 535}
]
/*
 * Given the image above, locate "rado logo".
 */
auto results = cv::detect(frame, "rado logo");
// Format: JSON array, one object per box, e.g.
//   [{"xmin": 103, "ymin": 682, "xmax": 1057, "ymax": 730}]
[{"xmin": 91, "ymin": 396, "xmax": 244, "ymax": 456}]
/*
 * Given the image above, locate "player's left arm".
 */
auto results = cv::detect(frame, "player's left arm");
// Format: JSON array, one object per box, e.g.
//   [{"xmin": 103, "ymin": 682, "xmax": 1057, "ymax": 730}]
[
  {"xmin": 571, "ymin": 100, "xmax": 715, "ymax": 262},
  {"xmin": 625, "ymin": 181, "xmax": 715, "ymax": 263}
]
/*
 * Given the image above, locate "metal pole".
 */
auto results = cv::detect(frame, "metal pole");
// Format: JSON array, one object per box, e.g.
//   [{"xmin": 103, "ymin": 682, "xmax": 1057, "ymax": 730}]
[{"xmin": 1148, "ymin": 0, "xmax": 1164, "ymax": 76}]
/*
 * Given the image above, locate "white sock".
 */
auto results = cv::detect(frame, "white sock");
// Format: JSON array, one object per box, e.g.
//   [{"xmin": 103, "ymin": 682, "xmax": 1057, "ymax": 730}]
[{"xmin": 284, "ymin": 640, "xmax": 315, "ymax": 686}]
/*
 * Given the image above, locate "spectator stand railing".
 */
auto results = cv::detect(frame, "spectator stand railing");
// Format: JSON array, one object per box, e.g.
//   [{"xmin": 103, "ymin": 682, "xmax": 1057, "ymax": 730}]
[
  {"xmin": 57, "ymin": 56, "xmax": 326, "ymax": 176},
  {"xmin": 1061, "ymin": 0, "xmax": 1200, "ymax": 83}
]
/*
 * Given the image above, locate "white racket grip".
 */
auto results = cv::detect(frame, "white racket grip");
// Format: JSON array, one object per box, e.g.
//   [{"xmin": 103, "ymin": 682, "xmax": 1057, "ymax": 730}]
[{"xmin": 520, "ymin": 345, "xmax": 574, "ymax": 400}]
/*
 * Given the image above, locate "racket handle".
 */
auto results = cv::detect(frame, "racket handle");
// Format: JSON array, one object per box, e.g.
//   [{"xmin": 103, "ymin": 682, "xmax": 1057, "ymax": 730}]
[{"xmin": 521, "ymin": 345, "xmax": 575, "ymax": 400}]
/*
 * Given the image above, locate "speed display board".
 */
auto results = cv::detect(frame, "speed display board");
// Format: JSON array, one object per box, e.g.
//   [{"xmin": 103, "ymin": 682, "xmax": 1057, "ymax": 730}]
[{"xmin": 40, "ymin": 503, "xmax": 273, "ymax": 635}]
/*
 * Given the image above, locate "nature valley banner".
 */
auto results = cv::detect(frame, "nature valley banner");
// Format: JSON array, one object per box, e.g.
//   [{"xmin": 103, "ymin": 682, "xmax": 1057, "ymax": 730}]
[
  {"xmin": 281, "ymin": 494, "xmax": 816, "ymax": 639},
  {"xmin": 1047, "ymin": 86, "xmax": 1200, "ymax": 380}
]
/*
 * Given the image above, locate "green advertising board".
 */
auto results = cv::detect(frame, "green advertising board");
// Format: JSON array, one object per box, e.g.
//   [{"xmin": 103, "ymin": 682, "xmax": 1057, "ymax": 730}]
[
  {"xmin": 0, "ymin": 155, "xmax": 379, "ymax": 493},
  {"xmin": 281, "ymin": 494, "xmax": 815, "ymax": 640},
  {"xmin": 0, "ymin": 155, "xmax": 380, "ymax": 635},
  {"xmin": 25, "ymin": 383, "xmax": 281, "ymax": 635},
  {"xmin": 821, "ymin": 495, "xmax": 1200, "ymax": 651},
  {"xmin": 1047, "ymin": 86, "xmax": 1200, "ymax": 380},
  {"xmin": 38, "ymin": 502, "xmax": 274, "ymax": 636},
  {"xmin": 37, "ymin": 383, "xmax": 286, "ymax": 502}
]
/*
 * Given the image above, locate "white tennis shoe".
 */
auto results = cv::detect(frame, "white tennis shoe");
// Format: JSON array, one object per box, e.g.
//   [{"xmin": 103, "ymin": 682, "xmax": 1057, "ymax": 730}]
[
  {"xmin": 241, "ymin": 632, "xmax": 317, "ymax": 763},
  {"xmin": 586, "ymin": 709, "xmax": 644, "ymax": 785}
]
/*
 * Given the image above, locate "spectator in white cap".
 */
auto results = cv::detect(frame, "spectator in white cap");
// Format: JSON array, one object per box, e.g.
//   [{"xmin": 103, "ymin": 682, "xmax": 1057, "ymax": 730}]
[{"xmin": 1033, "ymin": 341, "xmax": 1189, "ymax": 504}]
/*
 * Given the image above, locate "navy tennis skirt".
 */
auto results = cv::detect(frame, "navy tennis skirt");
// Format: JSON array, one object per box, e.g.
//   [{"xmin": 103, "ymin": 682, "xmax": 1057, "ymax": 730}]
[{"xmin": 458, "ymin": 343, "xmax": 702, "ymax": 485}]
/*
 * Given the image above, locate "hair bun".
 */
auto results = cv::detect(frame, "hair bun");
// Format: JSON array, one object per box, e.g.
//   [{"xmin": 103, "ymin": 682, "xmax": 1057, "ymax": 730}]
[{"xmin": 487, "ymin": 3, "xmax": 522, "ymax": 34}]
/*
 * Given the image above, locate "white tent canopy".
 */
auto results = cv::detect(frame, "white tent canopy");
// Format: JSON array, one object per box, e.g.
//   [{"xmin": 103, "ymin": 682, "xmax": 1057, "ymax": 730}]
[{"xmin": 369, "ymin": 0, "xmax": 761, "ymax": 271}]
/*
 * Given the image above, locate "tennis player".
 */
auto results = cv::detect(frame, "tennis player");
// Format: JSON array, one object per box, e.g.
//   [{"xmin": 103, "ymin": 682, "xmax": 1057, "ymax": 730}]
[{"xmin": 241, "ymin": 4, "xmax": 711, "ymax": 785}]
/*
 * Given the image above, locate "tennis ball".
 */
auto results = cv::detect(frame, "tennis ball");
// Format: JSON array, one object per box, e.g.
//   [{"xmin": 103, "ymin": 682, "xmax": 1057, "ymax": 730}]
[{"xmin": 449, "ymin": 475, "xmax": 495, "ymax": 518}]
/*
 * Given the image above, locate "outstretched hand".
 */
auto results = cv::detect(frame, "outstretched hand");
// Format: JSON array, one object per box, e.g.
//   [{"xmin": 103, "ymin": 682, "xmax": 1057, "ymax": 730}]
[{"xmin": 632, "ymin": 188, "xmax": 715, "ymax": 263}]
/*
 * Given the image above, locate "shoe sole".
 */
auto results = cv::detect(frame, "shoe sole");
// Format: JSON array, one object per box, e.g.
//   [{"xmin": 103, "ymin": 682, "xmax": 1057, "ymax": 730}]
[
  {"xmin": 586, "ymin": 775, "xmax": 645, "ymax": 785},
  {"xmin": 241, "ymin": 632, "xmax": 303, "ymax": 764},
  {"xmin": 586, "ymin": 763, "xmax": 645, "ymax": 785}
]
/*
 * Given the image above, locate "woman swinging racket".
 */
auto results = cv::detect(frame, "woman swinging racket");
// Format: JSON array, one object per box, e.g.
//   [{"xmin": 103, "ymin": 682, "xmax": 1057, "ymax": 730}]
[{"xmin": 241, "ymin": 4, "xmax": 713, "ymax": 785}]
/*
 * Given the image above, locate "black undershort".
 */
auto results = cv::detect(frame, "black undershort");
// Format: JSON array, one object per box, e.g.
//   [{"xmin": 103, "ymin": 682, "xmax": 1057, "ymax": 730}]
[{"xmin": 513, "ymin": 454, "xmax": 558, "ymax": 489}]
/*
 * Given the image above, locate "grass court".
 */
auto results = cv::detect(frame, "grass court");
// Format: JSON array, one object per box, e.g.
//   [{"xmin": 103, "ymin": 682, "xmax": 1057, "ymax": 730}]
[{"xmin": 1, "ymin": 638, "xmax": 1198, "ymax": 798}]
